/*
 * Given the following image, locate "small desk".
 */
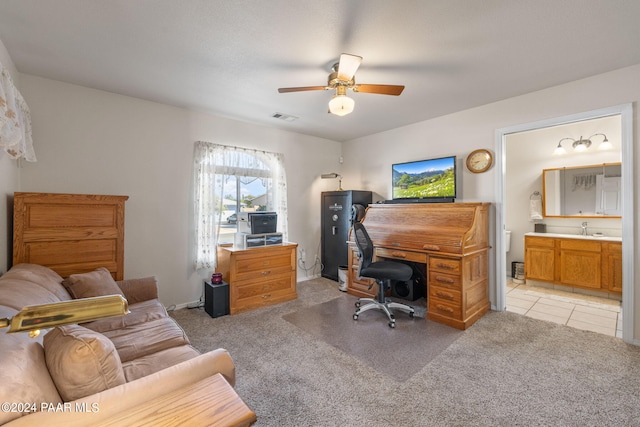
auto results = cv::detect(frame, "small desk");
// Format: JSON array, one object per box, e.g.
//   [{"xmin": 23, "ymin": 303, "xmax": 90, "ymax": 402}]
[{"xmin": 94, "ymin": 373, "xmax": 256, "ymax": 426}]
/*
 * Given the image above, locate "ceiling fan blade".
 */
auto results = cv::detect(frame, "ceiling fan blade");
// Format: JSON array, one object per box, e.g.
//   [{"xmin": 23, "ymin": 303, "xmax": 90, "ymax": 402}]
[
  {"xmin": 353, "ymin": 84, "xmax": 405, "ymax": 96},
  {"xmin": 278, "ymin": 86, "xmax": 327, "ymax": 93},
  {"xmin": 337, "ymin": 53, "xmax": 362, "ymax": 81}
]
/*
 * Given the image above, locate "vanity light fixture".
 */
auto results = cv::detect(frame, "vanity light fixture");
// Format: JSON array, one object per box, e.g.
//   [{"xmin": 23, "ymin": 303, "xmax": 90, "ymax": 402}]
[
  {"xmin": 321, "ymin": 172, "xmax": 343, "ymax": 190},
  {"xmin": 553, "ymin": 133, "xmax": 609, "ymax": 155}
]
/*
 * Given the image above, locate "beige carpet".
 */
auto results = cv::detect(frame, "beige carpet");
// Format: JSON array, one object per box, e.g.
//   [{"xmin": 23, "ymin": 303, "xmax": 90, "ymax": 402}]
[
  {"xmin": 282, "ymin": 294, "xmax": 463, "ymax": 382},
  {"xmin": 171, "ymin": 277, "xmax": 640, "ymax": 426}
]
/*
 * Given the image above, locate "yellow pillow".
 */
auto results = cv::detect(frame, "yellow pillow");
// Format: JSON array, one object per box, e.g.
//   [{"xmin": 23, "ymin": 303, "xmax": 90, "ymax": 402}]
[{"xmin": 44, "ymin": 325, "xmax": 125, "ymax": 401}]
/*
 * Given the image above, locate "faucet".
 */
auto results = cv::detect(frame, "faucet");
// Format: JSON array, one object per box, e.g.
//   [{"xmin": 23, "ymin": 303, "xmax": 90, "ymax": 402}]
[{"xmin": 581, "ymin": 222, "xmax": 588, "ymax": 236}]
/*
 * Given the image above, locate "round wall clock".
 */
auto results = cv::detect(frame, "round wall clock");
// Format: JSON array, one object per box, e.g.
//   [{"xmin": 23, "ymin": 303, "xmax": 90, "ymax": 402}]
[{"xmin": 466, "ymin": 149, "xmax": 493, "ymax": 173}]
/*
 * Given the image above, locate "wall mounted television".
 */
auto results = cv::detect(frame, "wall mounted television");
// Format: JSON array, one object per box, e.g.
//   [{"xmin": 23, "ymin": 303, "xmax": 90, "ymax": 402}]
[{"xmin": 392, "ymin": 155, "xmax": 457, "ymax": 202}]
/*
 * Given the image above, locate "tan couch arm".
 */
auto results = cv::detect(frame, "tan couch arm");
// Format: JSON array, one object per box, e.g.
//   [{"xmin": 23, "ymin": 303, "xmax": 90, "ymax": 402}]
[
  {"xmin": 5, "ymin": 349, "xmax": 236, "ymax": 427},
  {"xmin": 116, "ymin": 276, "xmax": 159, "ymax": 304}
]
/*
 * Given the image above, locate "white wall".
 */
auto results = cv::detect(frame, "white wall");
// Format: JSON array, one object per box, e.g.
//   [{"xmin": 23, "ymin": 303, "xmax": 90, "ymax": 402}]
[
  {"xmin": 342, "ymin": 64, "xmax": 640, "ymax": 340},
  {"xmin": 17, "ymin": 74, "xmax": 342, "ymax": 307},
  {"xmin": 0, "ymin": 39, "xmax": 20, "ymax": 274}
]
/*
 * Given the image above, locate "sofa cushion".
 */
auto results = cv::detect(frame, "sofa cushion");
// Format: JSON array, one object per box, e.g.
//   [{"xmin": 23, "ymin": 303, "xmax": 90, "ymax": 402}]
[
  {"xmin": 83, "ymin": 299, "xmax": 169, "ymax": 333},
  {"xmin": 0, "ymin": 263, "xmax": 70, "ymax": 301},
  {"xmin": 0, "ymin": 305, "xmax": 63, "ymax": 425},
  {"xmin": 0, "ymin": 279, "xmax": 63, "ymax": 310},
  {"xmin": 62, "ymin": 267, "xmax": 126, "ymax": 299},
  {"xmin": 44, "ymin": 325, "xmax": 126, "ymax": 401},
  {"xmin": 101, "ymin": 317, "xmax": 191, "ymax": 363},
  {"xmin": 121, "ymin": 345, "xmax": 200, "ymax": 381},
  {"xmin": 116, "ymin": 276, "xmax": 159, "ymax": 304}
]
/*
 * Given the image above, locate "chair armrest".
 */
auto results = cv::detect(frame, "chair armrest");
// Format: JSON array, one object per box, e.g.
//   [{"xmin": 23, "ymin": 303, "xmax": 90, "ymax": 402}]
[
  {"xmin": 116, "ymin": 276, "xmax": 159, "ymax": 304},
  {"xmin": 4, "ymin": 349, "xmax": 236, "ymax": 427}
]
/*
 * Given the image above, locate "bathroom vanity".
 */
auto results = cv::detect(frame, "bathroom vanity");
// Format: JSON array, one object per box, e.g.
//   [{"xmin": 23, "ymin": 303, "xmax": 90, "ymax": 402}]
[{"xmin": 524, "ymin": 232, "xmax": 622, "ymax": 295}]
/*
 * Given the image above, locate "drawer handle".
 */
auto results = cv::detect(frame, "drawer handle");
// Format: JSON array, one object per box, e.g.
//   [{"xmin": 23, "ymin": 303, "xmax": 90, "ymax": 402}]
[
  {"xmin": 436, "ymin": 263, "xmax": 454, "ymax": 270},
  {"xmin": 436, "ymin": 304, "xmax": 454, "ymax": 313},
  {"xmin": 423, "ymin": 244, "xmax": 441, "ymax": 251},
  {"xmin": 390, "ymin": 251, "xmax": 406, "ymax": 258},
  {"xmin": 435, "ymin": 276, "xmax": 455, "ymax": 284},
  {"xmin": 435, "ymin": 290, "xmax": 454, "ymax": 300},
  {"xmin": 261, "ymin": 294, "xmax": 272, "ymax": 299},
  {"xmin": 261, "ymin": 270, "xmax": 272, "ymax": 275}
]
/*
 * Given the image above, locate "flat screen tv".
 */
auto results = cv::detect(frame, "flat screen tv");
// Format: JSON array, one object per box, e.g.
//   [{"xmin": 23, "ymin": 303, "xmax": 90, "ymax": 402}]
[{"xmin": 392, "ymin": 155, "xmax": 457, "ymax": 202}]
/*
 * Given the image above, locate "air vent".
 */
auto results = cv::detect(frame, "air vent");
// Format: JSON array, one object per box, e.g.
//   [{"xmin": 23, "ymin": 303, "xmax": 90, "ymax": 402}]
[{"xmin": 272, "ymin": 112, "xmax": 298, "ymax": 122}]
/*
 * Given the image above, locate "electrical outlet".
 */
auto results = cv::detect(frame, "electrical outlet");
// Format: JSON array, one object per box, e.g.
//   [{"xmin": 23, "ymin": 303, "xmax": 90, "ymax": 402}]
[{"xmin": 300, "ymin": 249, "xmax": 306, "ymax": 262}]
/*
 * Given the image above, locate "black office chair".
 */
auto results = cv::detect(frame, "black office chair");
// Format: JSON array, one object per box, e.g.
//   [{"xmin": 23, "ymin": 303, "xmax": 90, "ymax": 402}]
[{"xmin": 352, "ymin": 222, "xmax": 415, "ymax": 328}]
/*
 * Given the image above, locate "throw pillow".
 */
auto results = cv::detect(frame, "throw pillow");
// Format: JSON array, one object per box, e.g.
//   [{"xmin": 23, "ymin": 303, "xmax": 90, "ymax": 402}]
[
  {"xmin": 44, "ymin": 324, "xmax": 126, "ymax": 401},
  {"xmin": 62, "ymin": 267, "xmax": 125, "ymax": 299}
]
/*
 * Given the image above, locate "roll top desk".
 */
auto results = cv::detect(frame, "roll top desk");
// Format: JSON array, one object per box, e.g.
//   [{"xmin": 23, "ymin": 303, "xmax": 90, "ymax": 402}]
[{"xmin": 347, "ymin": 202, "xmax": 491, "ymax": 330}]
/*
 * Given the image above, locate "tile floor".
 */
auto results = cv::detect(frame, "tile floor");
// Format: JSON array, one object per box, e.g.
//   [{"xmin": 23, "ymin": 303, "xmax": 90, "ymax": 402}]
[{"xmin": 506, "ymin": 278, "xmax": 622, "ymax": 338}]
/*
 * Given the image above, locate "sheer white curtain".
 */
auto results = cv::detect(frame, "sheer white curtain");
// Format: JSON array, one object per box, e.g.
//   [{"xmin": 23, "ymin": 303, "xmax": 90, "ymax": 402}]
[
  {"xmin": 0, "ymin": 63, "xmax": 36, "ymax": 162},
  {"xmin": 193, "ymin": 141, "xmax": 288, "ymax": 270}
]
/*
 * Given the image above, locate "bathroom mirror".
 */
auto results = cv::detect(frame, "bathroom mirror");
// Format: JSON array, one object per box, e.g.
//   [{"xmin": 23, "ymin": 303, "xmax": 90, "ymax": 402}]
[{"xmin": 542, "ymin": 162, "xmax": 622, "ymax": 217}]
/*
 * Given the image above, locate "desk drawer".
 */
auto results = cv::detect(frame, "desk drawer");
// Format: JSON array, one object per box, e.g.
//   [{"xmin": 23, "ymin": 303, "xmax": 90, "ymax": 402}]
[
  {"xmin": 429, "ymin": 257, "xmax": 461, "ymax": 275},
  {"xmin": 429, "ymin": 285, "xmax": 461, "ymax": 304},
  {"xmin": 428, "ymin": 271, "xmax": 462, "ymax": 290},
  {"xmin": 375, "ymin": 247, "xmax": 427, "ymax": 263},
  {"xmin": 429, "ymin": 298, "xmax": 462, "ymax": 320}
]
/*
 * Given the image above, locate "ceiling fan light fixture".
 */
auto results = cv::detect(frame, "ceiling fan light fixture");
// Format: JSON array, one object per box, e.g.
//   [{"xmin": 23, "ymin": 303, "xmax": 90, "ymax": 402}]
[{"xmin": 328, "ymin": 87, "xmax": 354, "ymax": 116}]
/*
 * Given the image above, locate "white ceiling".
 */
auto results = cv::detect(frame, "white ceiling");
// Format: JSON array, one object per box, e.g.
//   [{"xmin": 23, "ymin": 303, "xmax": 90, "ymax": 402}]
[{"xmin": 1, "ymin": 0, "xmax": 640, "ymax": 142}]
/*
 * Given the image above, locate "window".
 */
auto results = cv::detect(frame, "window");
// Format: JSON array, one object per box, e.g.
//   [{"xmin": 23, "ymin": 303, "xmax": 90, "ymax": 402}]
[{"xmin": 193, "ymin": 142, "xmax": 288, "ymax": 270}]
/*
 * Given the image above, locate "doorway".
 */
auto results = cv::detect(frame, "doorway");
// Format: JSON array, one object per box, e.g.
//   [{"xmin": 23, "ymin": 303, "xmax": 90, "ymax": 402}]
[{"xmin": 495, "ymin": 104, "xmax": 634, "ymax": 343}]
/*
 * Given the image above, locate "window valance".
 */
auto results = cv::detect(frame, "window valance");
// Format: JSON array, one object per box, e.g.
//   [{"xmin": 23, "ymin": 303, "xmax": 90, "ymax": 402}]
[{"xmin": 0, "ymin": 62, "xmax": 36, "ymax": 162}]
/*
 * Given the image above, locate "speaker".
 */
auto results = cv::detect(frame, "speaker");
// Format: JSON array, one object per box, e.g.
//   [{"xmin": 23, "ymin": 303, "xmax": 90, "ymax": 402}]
[
  {"xmin": 391, "ymin": 276, "xmax": 424, "ymax": 301},
  {"xmin": 204, "ymin": 281, "xmax": 229, "ymax": 318}
]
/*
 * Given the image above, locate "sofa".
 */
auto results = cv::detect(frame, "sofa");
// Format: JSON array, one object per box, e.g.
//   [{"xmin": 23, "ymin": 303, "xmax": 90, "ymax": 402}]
[{"xmin": 0, "ymin": 263, "xmax": 237, "ymax": 426}]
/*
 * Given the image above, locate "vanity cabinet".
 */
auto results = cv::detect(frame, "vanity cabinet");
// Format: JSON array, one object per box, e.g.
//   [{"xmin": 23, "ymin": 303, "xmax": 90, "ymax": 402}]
[
  {"xmin": 602, "ymin": 242, "xmax": 623, "ymax": 293},
  {"xmin": 524, "ymin": 234, "xmax": 621, "ymax": 295},
  {"xmin": 524, "ymin": 236, "xmax": 556, "ymax": 282},
  {"xmin": 558, "ymin": 239, "xmax": 601, "ymax": 289}
]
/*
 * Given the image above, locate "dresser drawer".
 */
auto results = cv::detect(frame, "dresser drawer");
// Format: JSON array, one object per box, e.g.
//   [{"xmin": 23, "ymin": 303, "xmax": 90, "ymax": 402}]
[
  {"xmin": 231, "ymin": 272, "xmax": 295, "ymax": 313},
  {"xmin": 375, "ymin": 247, "xmax": 427, "ymax": 263},
  {"xmin": 429, "ymin": 285, "xmax": 461, "ymax": 304},
  {"xmin": 234, "ymin": 253, "xmax": 293, "ymax": 282},
  {"xmin": 429, "ymin": 257, "xmax": 461, "ymax": 275},
  {"xmin": 234, "ymin": 272, "xmax": 293, "ymax": 298},
  {"xmin": 429, "ymin": 298, "xmax": 462, "ymax": 320}
]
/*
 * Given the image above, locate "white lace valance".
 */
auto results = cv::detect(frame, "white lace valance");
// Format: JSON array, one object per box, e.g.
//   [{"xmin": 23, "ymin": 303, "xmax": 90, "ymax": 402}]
[{"xmin": 0, "ymin": 62, "xmax": 36, "ymax": 162}]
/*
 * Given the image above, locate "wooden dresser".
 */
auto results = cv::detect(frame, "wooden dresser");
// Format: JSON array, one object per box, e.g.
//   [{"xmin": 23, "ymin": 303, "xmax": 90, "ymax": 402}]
[
  {"xmin": 348, "ymin": 203, "xmax": 490, "ymax": 330},
  {"xmin": 216, "ymin": 243, "xmax": 298, "ymax": 314}
]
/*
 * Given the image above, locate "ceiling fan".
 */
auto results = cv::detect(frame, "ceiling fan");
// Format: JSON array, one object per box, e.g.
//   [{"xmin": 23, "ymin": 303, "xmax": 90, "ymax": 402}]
[{"xmin": 278, "ymin": 53, "xmax": 405, "ymax": 116}]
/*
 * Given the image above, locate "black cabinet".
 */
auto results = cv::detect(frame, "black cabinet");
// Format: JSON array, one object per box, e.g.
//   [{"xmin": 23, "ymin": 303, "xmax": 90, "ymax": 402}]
[{"xmin": 321, "ymin": 190, "xmax": 372, "ymax": 281}]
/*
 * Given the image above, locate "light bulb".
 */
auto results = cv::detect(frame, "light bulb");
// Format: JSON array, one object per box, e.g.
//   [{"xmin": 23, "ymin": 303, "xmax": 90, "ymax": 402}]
[{"xmin": 328, "ymin": 95, "xmax": 354, "ymax": 116}]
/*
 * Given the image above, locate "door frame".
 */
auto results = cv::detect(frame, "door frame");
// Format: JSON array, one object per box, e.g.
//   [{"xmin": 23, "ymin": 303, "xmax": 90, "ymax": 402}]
[{"xmin": 494, "ymin": 103, "xmax": 635, "ymax": 344}]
